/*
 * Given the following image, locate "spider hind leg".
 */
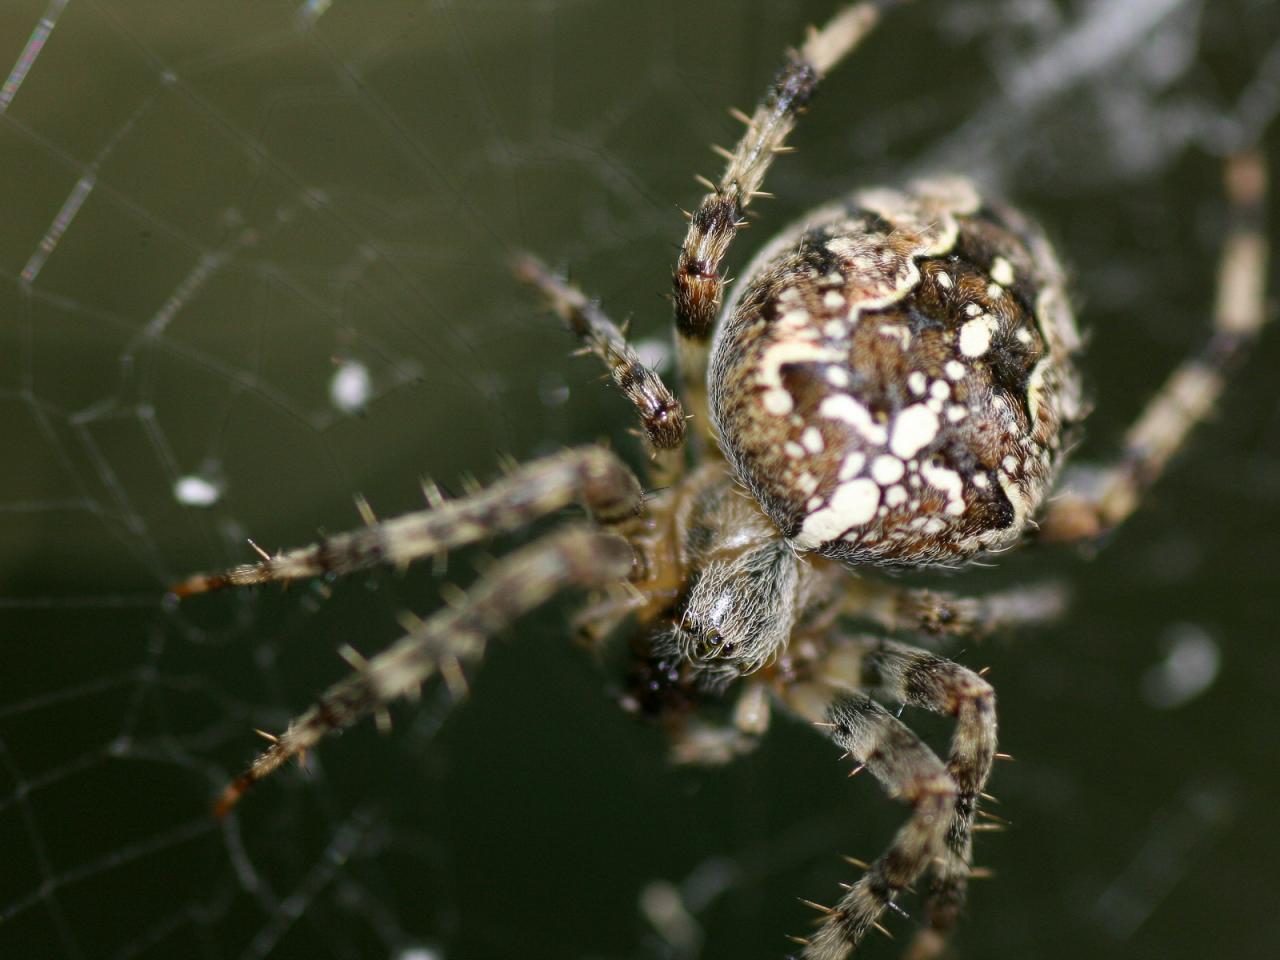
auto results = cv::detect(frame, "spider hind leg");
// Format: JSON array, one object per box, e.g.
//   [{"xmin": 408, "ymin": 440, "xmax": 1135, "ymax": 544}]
[{"xmin": 1039, "ymin": 150, "xmax": 1271, "ymax": 543}]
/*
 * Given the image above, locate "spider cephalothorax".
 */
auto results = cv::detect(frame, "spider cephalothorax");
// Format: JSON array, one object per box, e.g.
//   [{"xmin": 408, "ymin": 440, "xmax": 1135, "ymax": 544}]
[{"xmin": 175, "ymin": 3, "xmax": 1270, "ymax": 959}]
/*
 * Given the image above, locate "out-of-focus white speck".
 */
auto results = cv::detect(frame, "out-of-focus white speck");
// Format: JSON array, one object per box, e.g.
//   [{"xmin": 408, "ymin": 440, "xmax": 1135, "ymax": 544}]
[
  {"xmin": 330, "ymin": 360, "xmax": 372, "ymax": 413},
  {"xmin": 173, "ymin": 473, "xmax": 223, "ymax": 507},
  {"xmin": 538, "ymin": 372, "xmax": 570, "ymax": 407},
  {"xmin": 393, "ymin": 947, "xmax": 442, "ymax": 960},
  {"xmin": 634, "ymin": 337, "xmax": 672, "ymax": 373},
  {"xmin": 296, "ymin": 0, "xmax": 334, "ymax": 28},
  {"xmin": 1140, "ymin": 623, "xmax": 1220, "ymax": 710},
  {"xmin": 639, "ymin": 880, "xmax": 701, "ymax": 953}
]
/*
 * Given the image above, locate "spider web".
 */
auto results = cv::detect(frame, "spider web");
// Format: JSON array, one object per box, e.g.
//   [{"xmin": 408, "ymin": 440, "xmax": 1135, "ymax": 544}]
[{"xmin": 3, "ymin": 1, "xmax": 1280, "ymax": 958}]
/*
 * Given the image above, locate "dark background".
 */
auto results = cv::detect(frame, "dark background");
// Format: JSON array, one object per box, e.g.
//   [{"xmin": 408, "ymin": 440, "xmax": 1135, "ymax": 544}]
[{"xmin": 2, "ymin": 1, "xmax": 1279, "ymax": 959}]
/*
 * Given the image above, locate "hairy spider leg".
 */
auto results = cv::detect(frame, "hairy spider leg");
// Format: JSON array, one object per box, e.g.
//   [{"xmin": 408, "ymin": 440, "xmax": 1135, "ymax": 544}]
[
  {"xmin": 666, "ymin": 681, "xmax": 775, "ymax": 766},
  {"xmin": 856, "ymin": 640, "xmax": 997, "ymax": 957},
  {"xmin": 673, "ymin": 1, "xmax": 911, "ymax": 442},
  {"xmin": 842, "ymin": 579, "xmax": 1070, "ymax": 643},
  {"xmin": 1039, "ymin": 150, "xmax": 1271, "ymax": 542},
  {"xmin": 515, "ymin": 254, "xmax": 687, "ymax": 484},
  {"xmin": 785, "ymin": 637, "xmax": 996, "ymax": 960},
  {"xmin": 785, "ymin": 691, "xmax": 958, "ymax": 959},
  {"xmin": 171, "ymin": 445, "xmax": 643, "ymax": 597},
  {"xmin": 212, "ymin": 526, "xmax": 634, "ymax": 816}
]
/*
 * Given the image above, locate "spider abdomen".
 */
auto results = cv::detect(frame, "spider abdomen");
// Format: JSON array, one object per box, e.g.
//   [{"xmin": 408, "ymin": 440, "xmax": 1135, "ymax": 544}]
[{"xmin": 709, "ymin": 178, "xmax": 1083, "ymax": 565}]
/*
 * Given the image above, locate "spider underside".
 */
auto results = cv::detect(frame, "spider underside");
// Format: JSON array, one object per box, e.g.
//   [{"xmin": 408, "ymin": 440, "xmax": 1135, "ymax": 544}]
[{"xmin": 175, "ymin": 3, "xmax": 1271, "ymax": 958}]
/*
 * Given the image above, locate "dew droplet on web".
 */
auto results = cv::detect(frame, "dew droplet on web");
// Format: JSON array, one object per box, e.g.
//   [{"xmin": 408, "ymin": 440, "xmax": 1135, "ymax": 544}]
[
  {"xmin": 173, "ymin": 473, "xmax": 223, "ymax": 507},
  {"xmin": 331, "ymin": 359, "xmax": 372, "ymax": 413}
]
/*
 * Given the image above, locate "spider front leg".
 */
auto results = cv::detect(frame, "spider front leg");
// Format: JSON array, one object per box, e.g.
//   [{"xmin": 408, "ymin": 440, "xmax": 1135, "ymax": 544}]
[
  {"xmin": 1040, "ymin": 150, "xmax": 1271, "ymax": 543},
  {"xmin": 783, "ymin": 690, "xmax": 957, "ymax": 960},
  {"xmin": 515, "ymin": 255, "xmax": 687, "ymax": 484},
  {"xmin": 858, "ymin": 640, "xmax": 997, "ymax": 958},
  {"xmin": 172, "ymin": 445, "xmax": 643, "ymax": 596},
  {"xmin": 212, "ymin": 525, "xmax": 634, "ymax": 816},
  {"xmin": 669, "ymin": 681, "xmax": 773, "ymax": 765},
  {"xmin": 785, "ymin": 637, "xmax": 996, "ymax": 960},
  {"xmin": 672, "ymin": 2, "xmax": 906, "ymax": 436}
]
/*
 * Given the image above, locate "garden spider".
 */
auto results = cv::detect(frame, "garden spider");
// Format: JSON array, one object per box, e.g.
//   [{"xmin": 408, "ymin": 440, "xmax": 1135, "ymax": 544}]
[{"xmin": 174, "ymin": 2, "xmax": 1271, "ymax": 958}]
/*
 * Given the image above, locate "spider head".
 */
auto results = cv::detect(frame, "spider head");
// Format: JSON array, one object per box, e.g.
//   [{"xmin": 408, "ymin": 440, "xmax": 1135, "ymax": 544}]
[{"xmin": 664, "ymin": 539, "xmax": 800, "ymax": 688}]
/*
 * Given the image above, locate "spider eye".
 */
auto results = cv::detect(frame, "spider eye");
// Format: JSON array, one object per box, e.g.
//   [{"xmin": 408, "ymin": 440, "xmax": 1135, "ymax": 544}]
[{"xmin": 700, "ymin": 627, "xmax": 724, "ymax": 658}]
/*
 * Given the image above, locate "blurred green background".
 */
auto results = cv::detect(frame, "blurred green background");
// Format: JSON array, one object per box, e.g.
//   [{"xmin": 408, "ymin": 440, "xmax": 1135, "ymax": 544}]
[{"xmin": 2, "ymin": 1, "xmax": 1279, "ymax": 958}]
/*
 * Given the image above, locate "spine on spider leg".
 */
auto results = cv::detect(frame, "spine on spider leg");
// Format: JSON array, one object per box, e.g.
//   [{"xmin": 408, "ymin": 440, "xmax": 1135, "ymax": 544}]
[
  {"xmin": 213, "ymin": 526, "xmax": 634, "ymax": 817},
  {"xmin": 170, "ymin": 446, "xmax": 643, "ymax": 598}
]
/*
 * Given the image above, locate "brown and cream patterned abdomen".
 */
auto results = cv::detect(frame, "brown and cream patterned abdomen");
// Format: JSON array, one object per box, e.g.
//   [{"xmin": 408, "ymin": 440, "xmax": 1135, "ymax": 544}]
[{"xmin": 709, "ymin": 178, "xmax": 1083, "ymax": 565}]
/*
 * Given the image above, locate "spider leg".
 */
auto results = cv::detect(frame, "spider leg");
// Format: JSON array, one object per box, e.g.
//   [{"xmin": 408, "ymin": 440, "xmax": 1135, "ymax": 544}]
[
  {"xmin": 781, "ymin": 690, "xmax": 961, "ymax": 959},
  {"xmin": 842, "ymin": 579, "xmax": 1069, "ymax": 644},
  {"xmin": 212, "ymin": 525, "xmax": 633, "ymax": 816},
  {"xmin": 515, "ymin": 254, "xmax": 687, "ymax": 483},
  {"xmin": 673, "ymin": 2, "xmax": 907, "ymax": 437},
  {"xmin": 1039, "ymin": 150, "xmax": 1271, "ymax": 543},
  {"xmin": 784, "ymin": 637, "xmax": 996, "ymax": 960},
  {"xmin": 670, "ymin": 681, "xmax": 772, "ymax": 765},
  {"xmin": 172, "ymin": 445, "xmax": 643, "ymax": 597},
  {"xmin": 856, "ymin": 640, "xmax": 996, "ymax": 959}
]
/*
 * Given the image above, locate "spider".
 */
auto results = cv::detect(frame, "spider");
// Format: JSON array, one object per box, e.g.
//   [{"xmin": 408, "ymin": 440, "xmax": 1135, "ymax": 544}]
[{"xmin": 174, "ymin": 3, "xmax": 1272, "ymax": 958}]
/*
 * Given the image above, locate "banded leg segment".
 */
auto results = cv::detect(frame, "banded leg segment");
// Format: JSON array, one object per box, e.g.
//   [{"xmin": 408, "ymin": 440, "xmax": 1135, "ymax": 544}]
[
  {"xmin": 857, "ymin": 641, "xmax": 997, "ymax": 956},
  {"xmin": 213, "ymin": 526, "xmax": 634, "ymax": 816},
  {"xmin": 515, "ymin": 255, "xmax": 687, "ymax": 480},
  {"xmin": 673, "ymin": 2, "xmax": 907, "ymax": 430},
  {"xmin": 786, "ymin": 692, "xmax": 957, "ymax": 960},
  {"xmin": 1040, "ymin": 151, "xmax": 1271, "ymax": 542},
  {"xmin": 843, "ymin": 579, "xmax": 1068, "ymax": 643},
  {"xmin": 172, "ymin": 446, "xmax": 642, "ymax": 597}
]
